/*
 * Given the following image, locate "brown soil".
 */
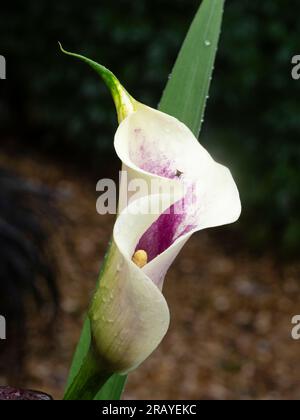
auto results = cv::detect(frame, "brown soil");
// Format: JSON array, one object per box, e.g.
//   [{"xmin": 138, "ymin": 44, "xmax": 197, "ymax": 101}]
[{"xmin": 0, "ymin": 146, "xmax": 299, "ymax": 400}]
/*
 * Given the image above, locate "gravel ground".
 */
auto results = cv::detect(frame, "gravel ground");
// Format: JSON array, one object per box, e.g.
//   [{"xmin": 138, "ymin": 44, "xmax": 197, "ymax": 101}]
[{"xmin": 0, "ymin": 146, "xmax": 299, "ymax": 400}]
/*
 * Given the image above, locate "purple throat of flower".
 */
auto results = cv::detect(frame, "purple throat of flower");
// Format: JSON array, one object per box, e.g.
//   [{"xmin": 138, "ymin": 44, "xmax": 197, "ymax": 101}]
[
  {"xmin": 130, "ymin": 128, "xmax": 198, "ymax": 263},
  {"xmin": 135, "ymin": 199, "xmax": 196, "ymax": 263}
]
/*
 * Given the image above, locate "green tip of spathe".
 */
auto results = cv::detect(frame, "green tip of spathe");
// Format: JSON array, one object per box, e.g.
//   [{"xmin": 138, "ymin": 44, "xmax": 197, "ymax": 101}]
[
  {"xmin": 58, "ymin": 41, "xmax": 64, "ymax": 53},
  {"xmin": 58, "ymin": 43, "xmax": 136, "ymax": 123}
]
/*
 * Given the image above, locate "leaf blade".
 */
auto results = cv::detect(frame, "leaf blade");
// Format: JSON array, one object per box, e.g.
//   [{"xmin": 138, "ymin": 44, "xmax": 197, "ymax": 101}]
[
  {"xmin": 95, "ymin": 375, "xmax": 127, "ymax": 400},
  {"xmin": 159, "ymin": 0, "xmax": 225, "ymax": 137},
  {"xmin": 65, "ymin": 318, "xmax": 91, "ymax": 389}
]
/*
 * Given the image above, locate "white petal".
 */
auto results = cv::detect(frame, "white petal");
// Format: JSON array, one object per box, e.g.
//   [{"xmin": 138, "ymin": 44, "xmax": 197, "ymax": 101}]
[
  {"xmin": 115, "ymin": 104, "xmax": 240, "ymax": 225},
  {"xmin": 114, "ymin": 105, "xmax": 241, "ymax": 290},
  {"xmin": 115, "ymin": 104, "xmax": 213, "ymax": 181},
  {"xmin": 90, "ymin": 104, "xmax": 241, "ymax": 373},
  {"xmin": 89, "ymin": 240, "xmax": 170, "ymax": 374},
  {"xmin": 89, "ymin": 195, "xmax": 177, "ymax": 374}
]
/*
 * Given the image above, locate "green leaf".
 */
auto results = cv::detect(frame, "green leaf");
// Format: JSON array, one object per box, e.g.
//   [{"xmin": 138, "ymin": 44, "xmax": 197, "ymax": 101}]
[
  {"xmin": 65, "ymin": 318, "xmax": 126, "ymax": 400},
  {"xmin": 95, "ymin": 374, "xmax": 127, "ymax": 400},
  {"xmin": 65, "ymin": 318, "xmax": 91, "ymax": 389},
  {"xmin": 159, "ymin": 0, "xmax": 225, "ymax": 137},
  {"xmin": 63, "ymin": 0, "xmax": 224, "ymax": 400}
]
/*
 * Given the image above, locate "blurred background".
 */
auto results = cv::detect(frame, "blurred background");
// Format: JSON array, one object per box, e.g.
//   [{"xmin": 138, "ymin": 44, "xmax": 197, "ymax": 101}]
[{"xmin": 0, "ymin": 0, "xmax": 299, "ymax": 400}]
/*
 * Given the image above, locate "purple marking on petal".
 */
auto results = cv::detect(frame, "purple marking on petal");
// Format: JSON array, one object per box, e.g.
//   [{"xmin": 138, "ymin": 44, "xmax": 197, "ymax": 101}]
[
  {"xmin": 130, "ymin": 128, "xmax": 200, "ymax": 262},
  {"xmin": 136, "ymin": 194, "xmax": 197, "ymax": 263},
  {"xmin": 136, "ymin": 204, "xmax": 184, "ymax": 262},
  {"xmin": 130, "ymin": 129, "xmax": 178, "ymax": 179}
]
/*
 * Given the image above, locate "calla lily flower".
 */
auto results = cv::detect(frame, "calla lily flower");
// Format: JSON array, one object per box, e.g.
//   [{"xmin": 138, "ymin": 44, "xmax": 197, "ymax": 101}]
[
  {"xmin": 90, "ymin": 105, "xmax": 241, "ymax": 374},
  {"xmin": 61, "ymin": 47, "xmax": 241, "ymax": 397}
]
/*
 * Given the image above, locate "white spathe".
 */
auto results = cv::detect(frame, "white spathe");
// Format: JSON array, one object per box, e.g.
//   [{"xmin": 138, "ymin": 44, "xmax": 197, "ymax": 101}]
[{"xmin": 90, "ymin": 103, "xmax": 241, "ymax": 374}]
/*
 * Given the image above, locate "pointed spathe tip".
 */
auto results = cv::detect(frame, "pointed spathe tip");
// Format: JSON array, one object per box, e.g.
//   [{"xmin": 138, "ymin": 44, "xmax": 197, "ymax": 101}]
[{"xmin": 59, "ymin": 44, "xmax": 137, "ymax": 123}]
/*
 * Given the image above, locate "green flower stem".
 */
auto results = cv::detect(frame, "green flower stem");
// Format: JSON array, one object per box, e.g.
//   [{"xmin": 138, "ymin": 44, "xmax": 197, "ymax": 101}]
[
  {"xmin": 63, "ymin": 241, "xmax": 113, "ymax": 400},
  {"xmin": 64, "ymin": 241, "xmax": 127, "ymax": 401},
  {"xmin": 64, "ymin": 344, "xmax": 111, "ymax": 400}
]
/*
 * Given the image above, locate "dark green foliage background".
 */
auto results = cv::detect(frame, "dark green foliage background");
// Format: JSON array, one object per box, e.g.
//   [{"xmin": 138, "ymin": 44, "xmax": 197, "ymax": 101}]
[{"xmin": 0, "ymin": 0, "xmax": 299, "ymax": 255}]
